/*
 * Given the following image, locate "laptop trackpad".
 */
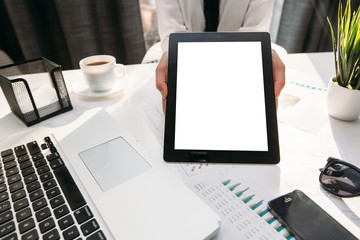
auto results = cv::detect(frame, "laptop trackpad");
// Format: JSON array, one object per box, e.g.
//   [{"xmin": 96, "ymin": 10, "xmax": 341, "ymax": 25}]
[{"xmin": 78, "ymin": 137, "xmax": 152, "ymax": 192}]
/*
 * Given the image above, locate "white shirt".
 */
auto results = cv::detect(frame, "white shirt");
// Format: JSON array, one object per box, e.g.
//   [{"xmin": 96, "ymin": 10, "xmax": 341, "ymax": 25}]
[{"xmin": 156, "ymin": 0, "xmax": 274, "ymax": 52}]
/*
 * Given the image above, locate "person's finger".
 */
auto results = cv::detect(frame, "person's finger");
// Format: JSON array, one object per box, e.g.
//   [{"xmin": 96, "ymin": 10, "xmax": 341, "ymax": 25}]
[
  {"xmin": 162, "ymin": 97, "xmax": 166, "ymax": 114},
  {"xmin": 155, "ymin": 52, "xmax": 168, "ymax": 100},
  {"xmin": 272, "ymin": 50, "xmax": 285, "ymax": 110},
  {"xmin": 272, "ymin": 49, "xmax": 285, "ymax": 99}
]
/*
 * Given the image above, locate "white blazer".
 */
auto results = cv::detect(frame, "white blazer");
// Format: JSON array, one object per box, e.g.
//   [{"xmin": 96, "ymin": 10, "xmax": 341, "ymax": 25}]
[{"xmin": 155, "ymin": 0, "xmax": 274, "ymax": 51}]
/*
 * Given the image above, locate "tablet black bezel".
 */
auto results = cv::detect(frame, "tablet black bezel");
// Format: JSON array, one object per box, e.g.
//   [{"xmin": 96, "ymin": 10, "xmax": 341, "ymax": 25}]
[{"xmin": 164, "ymin": 32, "xmax": 279, "ymax": 164}]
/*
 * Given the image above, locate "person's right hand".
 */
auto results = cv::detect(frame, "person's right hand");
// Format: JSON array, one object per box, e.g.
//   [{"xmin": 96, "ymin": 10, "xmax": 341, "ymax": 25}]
[
  {"xmin": 155, "ymin": 52, "xmax": 168, "ymax": 114},
  {"xmin": 271, "ymin": 49, "xmax": 286, "ymax": 109}
]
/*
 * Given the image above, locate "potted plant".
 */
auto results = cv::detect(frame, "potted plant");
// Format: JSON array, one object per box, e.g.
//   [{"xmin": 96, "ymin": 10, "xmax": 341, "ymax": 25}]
[{"xmin": 327, "ymin": 0, "xmax": 360, "ymax": 121}]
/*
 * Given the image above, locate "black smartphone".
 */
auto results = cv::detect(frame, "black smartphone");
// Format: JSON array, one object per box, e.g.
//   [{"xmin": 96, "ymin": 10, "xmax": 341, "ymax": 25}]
[{"xmin": 267, "ymin": 189, "xmax": 357, "ymax": 240}]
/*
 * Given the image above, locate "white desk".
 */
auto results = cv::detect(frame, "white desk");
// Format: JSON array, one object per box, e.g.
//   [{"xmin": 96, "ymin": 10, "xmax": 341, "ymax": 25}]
[{"xmin": 1, "ymin": 52, "xmax": 360, "ymax": 238}]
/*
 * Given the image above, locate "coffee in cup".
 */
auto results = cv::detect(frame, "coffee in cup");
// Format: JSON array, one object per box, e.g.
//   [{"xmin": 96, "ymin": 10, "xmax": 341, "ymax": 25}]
[{"xmin": 79, "ymin": 55, "xmax": 126, "ymax": 92}]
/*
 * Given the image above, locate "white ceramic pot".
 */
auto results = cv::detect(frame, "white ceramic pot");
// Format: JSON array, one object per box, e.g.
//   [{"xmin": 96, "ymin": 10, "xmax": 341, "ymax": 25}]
[{"xmin": 327, "ymin": 78, "xmax": 360, "ymax": 121}]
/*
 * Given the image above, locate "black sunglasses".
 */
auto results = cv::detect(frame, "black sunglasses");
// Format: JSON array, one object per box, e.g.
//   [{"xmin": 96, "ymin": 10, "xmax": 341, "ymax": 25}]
[{"xmin": 319, "ymin": 157, "xmax": 360, "ymax": 198}]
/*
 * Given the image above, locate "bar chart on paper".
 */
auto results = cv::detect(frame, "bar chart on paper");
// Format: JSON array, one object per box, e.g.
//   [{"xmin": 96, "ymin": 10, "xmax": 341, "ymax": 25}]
[
  {"xmin": 188, "ymin": 173, "xmax": 294, "ymax": 240},
  {"xmin": 223, "ymin": 179, "xmax": 293, "ymax": 239}
]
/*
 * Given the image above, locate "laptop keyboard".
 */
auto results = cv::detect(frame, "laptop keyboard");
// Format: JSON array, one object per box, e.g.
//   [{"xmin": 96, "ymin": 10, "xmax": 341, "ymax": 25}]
[{"xmin": 0, "ymin": 136, "xmax": 107, "ymax": 240}]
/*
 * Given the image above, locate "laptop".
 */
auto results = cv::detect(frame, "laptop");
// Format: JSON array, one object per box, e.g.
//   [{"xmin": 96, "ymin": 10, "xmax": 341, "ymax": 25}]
[{"xmin": 0, "ymin": 110, "xmax": 220, "ymax": 239}]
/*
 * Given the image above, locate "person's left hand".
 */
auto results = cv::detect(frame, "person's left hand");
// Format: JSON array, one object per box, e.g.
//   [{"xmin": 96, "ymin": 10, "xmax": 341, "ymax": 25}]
[{"xmin": 155, "ymin": 52, "xmax": 168, "ymax": 113}]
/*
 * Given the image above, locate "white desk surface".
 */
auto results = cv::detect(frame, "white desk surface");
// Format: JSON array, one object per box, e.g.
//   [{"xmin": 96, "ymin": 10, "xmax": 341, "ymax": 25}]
[{"xmin": 1, "ymin": 52, "xmax": 360, "ymax": 238}]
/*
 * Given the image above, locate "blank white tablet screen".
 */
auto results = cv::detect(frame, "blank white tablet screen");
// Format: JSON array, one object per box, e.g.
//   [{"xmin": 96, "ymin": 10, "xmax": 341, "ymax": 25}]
[{"xmin": 174, "ymin": 42, "xmax": 268, "ymax": 151}]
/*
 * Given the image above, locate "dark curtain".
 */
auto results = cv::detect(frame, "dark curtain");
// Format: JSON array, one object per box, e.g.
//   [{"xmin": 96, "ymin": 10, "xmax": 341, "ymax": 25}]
[
  {"xmin": 0, "ymin": 0, "xmax": 146, "ymax": 70},
  {"xmin": 276, "ymin": 0, "xmax": 360, "ymax": 53}
]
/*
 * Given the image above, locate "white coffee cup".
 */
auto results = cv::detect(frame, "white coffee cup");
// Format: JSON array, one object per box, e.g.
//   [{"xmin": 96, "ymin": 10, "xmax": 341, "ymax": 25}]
[{"xmin": 79, "ymin": 55, "xmax": 126, "ymax": 92}]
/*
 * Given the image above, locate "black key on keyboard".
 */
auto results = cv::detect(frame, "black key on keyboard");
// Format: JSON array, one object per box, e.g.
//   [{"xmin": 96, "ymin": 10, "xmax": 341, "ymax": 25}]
[
  {"xmin": 27, "ymin": 181, "xmax": 41, "ymax": 193},
  {"xmin": 0, "ymin": 191, "xmax": 9, "ymax": 202},
  {"xmin": 74, "ymin": 206, "xmax": 93, "ymax": 224},
  {"xmin": 50, "ymin": 195, "xmax": 65, "ymax": 209},
  {"xmin": 0, "ymin": 210, "xmax": 13, "ymax": 225},
  {"xmin": 63, "ymin": 225, "xmax": 80, "ymax": 240},
  {"xmin": 54, "ymin": 204, "xmax": 69, "ymax": 219},
  {"xmin": 19, "ymin": 217, "xmax": 35, "ymax": 234},
  {"xmin": 8, "ymin": 174, "xmax": 21, "ymax": 185},
  {"xmin": 40, "ymin": 172, "xmax": 53, "ymax": 183},
  {"xmin": 1, "ymin": 149, "xmax": 13, "ymax": 158},
  {"xmin": 12, "ymin": 189, "xmax": 26, "ymax": 202},
  {"xmin": 0, "ymin": 221, "xmax": 15, "ymax": 237},
  {"xmin": 46, "ymin": 152, "xmax": 60, "ymax": 161},
  {"xmin": 19, "ymin": 161, "xmax": 32, "ymax": 170},
  {"xmin": 0, "ymin": 175, "xmax": 4, "ymax": 184},
  {"xmin": 16, "ymin": 208, "xmax": 31, "ymax": 222},
  {"xmin": 53, "ymin": 166, "xmax": 86, "ymax": 210},
  {"xmin": 87, "ymin": 230, "xmax": 106, "ymax": 240},
  {"xmin": 0, "ymin": 201, "xmax": 11, "ymax": 213},
  {"xmin": 14, "ymin": 145, "xmax": 27, "ymax": 157},
  {"xmin": 34, "ymin": 159, "xmax": 47, "ymax": 168},
  {"xmin": 4, "ymin": 161, "xmax": 17, "ymax": 170},
  {"xmin": 3, "ymin": 232, "xmax": 17, "ymax": 240},
  {"xmin": 2, "ymin": 154, "xmax": 15, "ymax": 163},
  {"xmin": 22, "ymin": 167, "xmax": 35, "ymax": 177},
  {"xmin": 39, "ymin": 217, "xmax": 56, "ymax": 233},
  {"xmin": 81, "ymin": 219, "xmax": 100, "ymax": 236},
  {"xmin": 37, "ymin": 165, "xmax": 50, "ymax": 175},
  {"xmin": 43, "ymin": 228, "xmax": 60, "ymax": 240},
  {"xmin": 9, "ymin": 181, "xmax": 23, "ymax": 193},
  {"xmin": 43, "ymin": 179, "xmax": 57, "ymax": 190},
  {"xmin": 50, "ymin": 147, "xmax": 57, "ymax": 153},
  {"xmin": 49, "ymin": 159, "xmax": 64, "ymax": 169},
  {"xmin": 29, "ymin": 189, "xmax": 44, "ymax": 202},
  {"xmin": 35, "ymin": 207, "xmax": 51, "ymax": 222},
  {"xmin": 46, "ymin": 187, "xmax": 60, "ymax": 199},
  {"xmin": 0, "ymin": 184, "xmax": 5, "ymax": 193},
  {"xmin": 26, "ymin": 141, "xmax": 41, "ymax": 156},
  {"xmin": 41, "ymin": 143, "xmax": 48, "ymax": 150},
  {"xmin": 6, "ymin": 167, "xmax": 19, "ymax": 177},
  {"xmin": 32, "ymin": 198, "xmax": 48, "ymax": 211},
  {"xmin": 31, "ymin": 153, "xmax": 44, "ymax": 162},
  {"xmin": 21, "ymin": 228, "xmax": 38, "ymax": 240},
  {"xmin": 14, "ymin": 198, "xmax": 29, "ymax": 212},
  {"xmin": 18, "ymin": 155, "xmax": 29, "ymax": 163},
  {"xmin": 24, "ymin": 174, "xmax": 38, "ymax": 185},
  {"xmin": 58, "ymin": 214, "xmax": 74, "ymax": 230}
]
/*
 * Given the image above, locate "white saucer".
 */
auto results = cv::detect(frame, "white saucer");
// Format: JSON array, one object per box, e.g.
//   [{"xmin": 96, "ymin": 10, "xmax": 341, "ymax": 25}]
[{"xmin": 73, "ymin": 79, "xmax": 128, "ymax": 98}]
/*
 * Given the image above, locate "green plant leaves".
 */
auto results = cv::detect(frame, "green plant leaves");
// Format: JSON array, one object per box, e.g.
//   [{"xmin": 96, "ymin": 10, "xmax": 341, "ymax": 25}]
[{"xmin": 328, "ymin": 0, "xmax": 360, "ymax": 90}]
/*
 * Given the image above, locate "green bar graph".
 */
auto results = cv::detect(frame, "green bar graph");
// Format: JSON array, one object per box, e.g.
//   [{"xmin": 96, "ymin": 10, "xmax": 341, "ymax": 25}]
[
  {"xmin": 257, "ymin": 209, "xmax": 268, "ymax": 217},
  {"xmin": 274, "ymin": 223, "xmax": 283, "ymax": 231},
  {"xmin": 228, "ymin": 183, "xmax": 241, "ymax": 191},
  {"xmin": 222, "ymin": 179, "xmax": 231, "ymax": 186},
  {"xmin": 250, "ymin": 200, "xmax": 263, "ymax": 210},
  {"xmin": 242, "ymin": 194, "xmax": 255, "ymax": 203},
  {"xmin": 266, "ymin": 216, "xmax": 276, "ymax": 224},
  {"xmin": 235, "ymin": 187, "xmax": 249, "ymax": 197},
  {"xmin": 284, "ymin": 232, "xmax": 293, "ymax": 239}
]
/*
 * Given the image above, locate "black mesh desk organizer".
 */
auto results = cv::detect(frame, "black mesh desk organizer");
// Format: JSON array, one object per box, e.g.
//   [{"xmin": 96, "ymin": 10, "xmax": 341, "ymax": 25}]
[{"xmin": 0, "ymin": 58, "xmax": 72, "ymax": 126}]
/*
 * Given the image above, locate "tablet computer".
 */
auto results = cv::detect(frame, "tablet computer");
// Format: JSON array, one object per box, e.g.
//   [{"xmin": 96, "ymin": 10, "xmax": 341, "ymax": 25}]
[{"xmin": 164, "ymin": 32, "xmax": 279, "ymax": 164}]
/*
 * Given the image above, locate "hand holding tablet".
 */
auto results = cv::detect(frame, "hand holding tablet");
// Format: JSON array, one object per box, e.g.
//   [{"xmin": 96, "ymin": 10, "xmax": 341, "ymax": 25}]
[{"xmin": 163, "ymin": 32, "xmax": 280, "ymax": 164}]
